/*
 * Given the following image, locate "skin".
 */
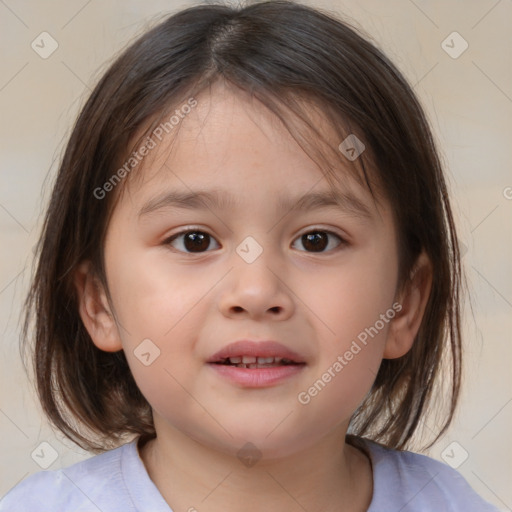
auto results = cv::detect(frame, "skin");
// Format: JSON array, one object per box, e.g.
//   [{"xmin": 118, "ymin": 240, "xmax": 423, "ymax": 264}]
[{"xmin": 75, "ymin": 80, "xmax": 432, "ymax": 512}]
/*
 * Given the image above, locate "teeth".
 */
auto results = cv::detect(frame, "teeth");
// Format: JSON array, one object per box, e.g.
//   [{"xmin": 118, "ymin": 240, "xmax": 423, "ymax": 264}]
[
  {"xmin": 221, "ymin": 356, "xmax": 299, "ymax": 366},
  {"xmin": 229, "ymin": 356, "xmax": 283, "ymax": 364},
  {"xmin": 223, "ymin": 356, "xmax": 298, "ymax": 366},
  {"xmin": 257, "ymin": 357, "xmax": 276, "ymax": 364}
]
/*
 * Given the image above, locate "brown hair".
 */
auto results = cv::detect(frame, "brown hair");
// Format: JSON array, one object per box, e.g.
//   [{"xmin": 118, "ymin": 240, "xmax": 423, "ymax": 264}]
[{"xmin": 22, "ymin": 0, "xmax": 463, "ymax": 453}]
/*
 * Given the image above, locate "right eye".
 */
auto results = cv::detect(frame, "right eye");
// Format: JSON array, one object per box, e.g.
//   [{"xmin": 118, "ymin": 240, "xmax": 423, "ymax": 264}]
[{"xmin": 163, "ymin": 229, "xmax": 221, "ymax": 253}]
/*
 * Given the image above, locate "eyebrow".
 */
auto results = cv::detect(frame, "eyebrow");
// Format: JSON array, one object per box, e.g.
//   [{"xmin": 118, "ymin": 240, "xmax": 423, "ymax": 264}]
[{"xmin": 138, "ymin": 188, "xmax": 373, "ymax": 220}]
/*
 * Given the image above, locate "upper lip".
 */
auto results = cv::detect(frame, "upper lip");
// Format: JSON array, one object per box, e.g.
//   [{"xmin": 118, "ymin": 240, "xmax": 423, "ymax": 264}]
[{"xmin": 207, "ymin": 340, "xmax": 306, "ymax": 364}]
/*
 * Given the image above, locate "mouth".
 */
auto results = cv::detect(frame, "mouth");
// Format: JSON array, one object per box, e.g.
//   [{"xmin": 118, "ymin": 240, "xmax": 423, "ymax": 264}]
[
  {"xmin": 207, "ymin": 340, "xmax": 307, "ymax": 369},
  {"xmin": 207, "ymin": 343, "xmax": 307, "ymax": 387},
  {"xmin": 212, "ymin": 356, "xmax": 304, "ymax": 369}
]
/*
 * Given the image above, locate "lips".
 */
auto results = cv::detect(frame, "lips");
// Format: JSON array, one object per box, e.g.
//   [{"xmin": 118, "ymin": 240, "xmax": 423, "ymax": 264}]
[{"xmin": 207, "ymin": 340, "xmax": 306, "ymax": 367}]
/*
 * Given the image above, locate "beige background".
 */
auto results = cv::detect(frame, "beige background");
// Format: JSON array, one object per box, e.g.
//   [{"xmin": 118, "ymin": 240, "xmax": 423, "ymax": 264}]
[{"xmin": 1, "ymin": 0, "xmax": 511, "ymax": 509}]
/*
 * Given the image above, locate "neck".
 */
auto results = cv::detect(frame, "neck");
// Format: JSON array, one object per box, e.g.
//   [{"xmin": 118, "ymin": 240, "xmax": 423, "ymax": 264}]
[{"xmin": 139, "ymin": 422, "xmax": 373, "ymax": 512}]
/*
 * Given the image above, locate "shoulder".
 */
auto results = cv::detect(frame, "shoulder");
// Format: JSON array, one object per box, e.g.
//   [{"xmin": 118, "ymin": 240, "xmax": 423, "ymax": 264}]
[
  {"xmin": 359, "ymin": 438, "xmax": 501, "ymax": 512},
  {"xmin": 0, "ymin": 442, "xmax": 134, "ymax": 512}
]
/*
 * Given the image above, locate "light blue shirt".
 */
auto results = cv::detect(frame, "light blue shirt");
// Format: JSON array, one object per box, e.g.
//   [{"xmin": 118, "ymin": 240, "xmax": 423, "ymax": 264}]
[{"xmin": 0, "ymin": 437, "xmax": 500, "ymax": 511}]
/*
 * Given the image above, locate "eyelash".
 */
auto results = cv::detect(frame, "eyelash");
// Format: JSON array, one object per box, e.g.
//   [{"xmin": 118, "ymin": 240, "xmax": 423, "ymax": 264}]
[{"xmin": 163, "ymin": 227, "xmax": 348, "ymax": 254}]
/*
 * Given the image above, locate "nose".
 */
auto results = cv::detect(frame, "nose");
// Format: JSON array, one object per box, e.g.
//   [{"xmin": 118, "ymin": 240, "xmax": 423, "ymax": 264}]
[{"xmin": 217, "ymin": 252, "xmax": 295, "ymax": 321}]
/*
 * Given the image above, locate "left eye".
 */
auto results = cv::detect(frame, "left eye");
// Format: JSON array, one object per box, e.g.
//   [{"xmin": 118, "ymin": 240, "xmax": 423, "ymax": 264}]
[
  {"xmin": 291, "ymin": 230, "xmax": 345, "ymax": 253},
  {"xmin": 164, "ymin": 230, "xmax": 220, "ymax": 253}
]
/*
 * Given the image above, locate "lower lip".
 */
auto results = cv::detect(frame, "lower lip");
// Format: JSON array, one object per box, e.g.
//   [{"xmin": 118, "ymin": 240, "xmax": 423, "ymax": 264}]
[{"xmin": 208, "ymin": 363, "xmax": 305, "ymax": 387}]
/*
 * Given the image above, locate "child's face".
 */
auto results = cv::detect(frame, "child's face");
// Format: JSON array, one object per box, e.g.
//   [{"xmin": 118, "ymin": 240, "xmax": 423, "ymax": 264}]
[{"xmin": 92, "ymin": 82, "xmax": 409, "ymax": 458}]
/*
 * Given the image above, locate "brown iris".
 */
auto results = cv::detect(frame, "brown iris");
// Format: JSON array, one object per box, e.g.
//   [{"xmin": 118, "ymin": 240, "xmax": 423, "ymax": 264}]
[
  {"xmin": 183, "ymin": 231, "xmax": 211, "ymax": 252},
  {"xmin": 301, "ymin": 232, "xmax": 328, "ymax": 252}
]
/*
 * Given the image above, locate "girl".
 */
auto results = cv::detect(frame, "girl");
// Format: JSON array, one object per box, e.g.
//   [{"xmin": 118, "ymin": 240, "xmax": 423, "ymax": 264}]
[{"xmin": 0, "ymin": 1, "xmax": 500, "ymax": 510}]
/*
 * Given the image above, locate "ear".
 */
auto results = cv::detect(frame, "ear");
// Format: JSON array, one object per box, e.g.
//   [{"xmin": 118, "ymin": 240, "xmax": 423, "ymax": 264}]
[
  {"xmin": 74, "ymin": 261, "xmax": 123, "ymax": 352},
  {"xmin": 383, "ymin": 251, "xmax": 433, "ymax": 359}
]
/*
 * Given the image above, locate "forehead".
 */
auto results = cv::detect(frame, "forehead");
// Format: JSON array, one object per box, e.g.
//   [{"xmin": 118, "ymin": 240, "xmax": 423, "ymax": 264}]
[{"xmin": 117, "ymin": 82, "xmax": 384, "ymax": 218}]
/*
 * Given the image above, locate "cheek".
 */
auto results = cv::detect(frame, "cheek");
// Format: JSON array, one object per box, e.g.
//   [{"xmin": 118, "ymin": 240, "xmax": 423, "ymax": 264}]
[
  {"xmin": 105, "ymin": 243, "xmax": 228, "ymax": 382},
  {"xmin": 304, "ymin": 248, "xmax": 398, "ymax": 342},
  {"xmin": 106, "ymin": 246, "xmax": 212, "ymax": 342},
  {"xmin": 296, "ymin": 250, "xmax": 396, "ymax": 410}
]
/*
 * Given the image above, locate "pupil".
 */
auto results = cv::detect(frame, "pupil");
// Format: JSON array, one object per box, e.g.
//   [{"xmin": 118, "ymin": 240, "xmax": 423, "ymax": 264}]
[
  {"xmin": 303, "ymin": 232, "xmax": 327, "ymax": 252},
  {"xmin": 184, "ymin": 232, "xmax": 209, "ymax": 252}
]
